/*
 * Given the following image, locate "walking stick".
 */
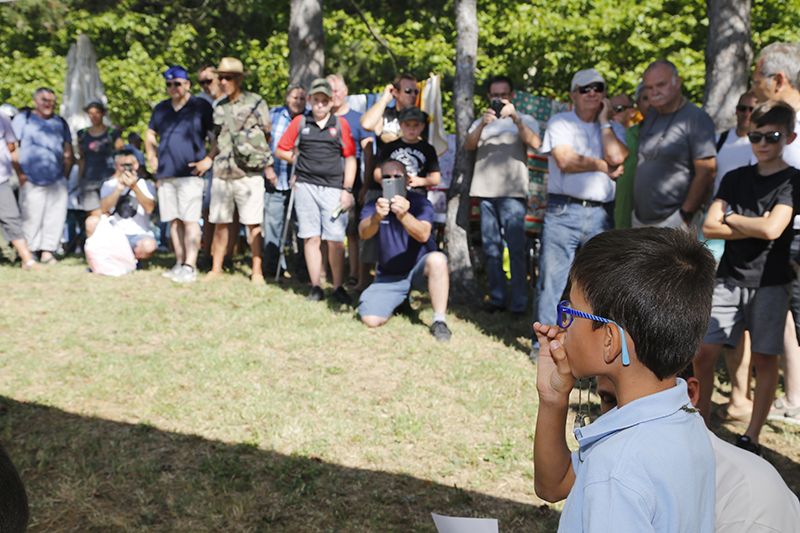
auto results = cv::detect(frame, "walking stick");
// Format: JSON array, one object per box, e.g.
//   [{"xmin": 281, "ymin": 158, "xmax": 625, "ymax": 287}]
[{"xmin": 275, "ymin": 158, "xmax": 298, "ymax": 282}]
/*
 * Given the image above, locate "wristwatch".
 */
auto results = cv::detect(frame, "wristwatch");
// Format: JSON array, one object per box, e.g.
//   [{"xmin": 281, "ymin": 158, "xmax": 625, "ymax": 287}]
[
  {"xmin": 723, "ymin": 207, "xmax": 734, "ymax": 225},
  {"xmin": 344, "ymin": 187, "xmax": 353, "ymax": 194},
  {"xmin": 679, "ymin": 209, "xmax": 694, "ymax": 224}
]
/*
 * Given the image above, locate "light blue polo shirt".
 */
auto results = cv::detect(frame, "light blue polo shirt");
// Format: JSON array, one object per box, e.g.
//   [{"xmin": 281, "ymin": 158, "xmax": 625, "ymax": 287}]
[
  {"xmin": 559, "ymin": 379, "xmax": 715, "ymax": 532},
  {"xmin": 11, "ymin": 111, "xmax": 71, "ymax": 185}
]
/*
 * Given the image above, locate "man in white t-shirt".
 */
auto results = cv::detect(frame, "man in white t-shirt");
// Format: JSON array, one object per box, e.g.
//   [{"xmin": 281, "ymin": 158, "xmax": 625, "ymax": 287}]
[
  {"xmin": 465, "ymin": 74, "xmax": 541, "ymax": 314},
  {"xmin": 532, "ymin": 68, "xmax": 628, "ymax": 359},
  {"xmin": 86, "ymin": 151, "xmax": 157, "ymax": 260}
]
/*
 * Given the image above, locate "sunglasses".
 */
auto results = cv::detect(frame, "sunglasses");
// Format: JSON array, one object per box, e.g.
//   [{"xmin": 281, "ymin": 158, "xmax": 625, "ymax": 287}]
[
  {"xmin": 402, "ymin": 88, "xmax": 420, "ymax": 95},
  {"xmin": 382, "ymin": 173, "xmax": 405, "ymax": 179},
  {"xmin": 198, "ymin": 79, "xmax": 213, "ymax": 86},
  {"xmin": 737, "ymin": 105, "xmax": 754, "ymax": 113},
  {"xmin": 748, "ymin": 131, "xmax": 785, "ymax": 144},
  {"xmin": 578, "ymin": 83, "xmax": 605, "ymax": 94},
  {"xmin": 219, "ymin": 75, "xmax": 235, "ymax": 81},
  {"xmin": 612, "ymin": 104, "xmax": 633, "ymax": 113},
  {"xmin": 165, "ymin": 81, "xmax": 183, "ymax": 88}
]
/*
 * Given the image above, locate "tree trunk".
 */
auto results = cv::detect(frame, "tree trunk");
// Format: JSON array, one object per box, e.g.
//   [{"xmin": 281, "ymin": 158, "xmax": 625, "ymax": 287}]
[
  {"xmin": 444, "ymin": 0, "xmax": 481, "ymax": 304},
  {"xmin": 703, "ymin": 0, "xmax": 752, "ymax": 132},
  {"xmin": 289, "ymin": 0, "xmax": 324, "ymax": 90}
]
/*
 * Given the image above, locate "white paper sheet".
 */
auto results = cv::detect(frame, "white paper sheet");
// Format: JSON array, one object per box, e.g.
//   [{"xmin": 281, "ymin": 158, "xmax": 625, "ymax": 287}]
[{"xmin": 431, "ymin": 513, "xmax": 499, "ymax": 533}]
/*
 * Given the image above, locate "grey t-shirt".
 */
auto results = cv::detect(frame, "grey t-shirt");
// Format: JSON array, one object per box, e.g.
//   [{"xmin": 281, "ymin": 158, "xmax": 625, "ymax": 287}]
[{"xmin": 634, "ymin": 101, "xmax": 716, "ymax": 224}]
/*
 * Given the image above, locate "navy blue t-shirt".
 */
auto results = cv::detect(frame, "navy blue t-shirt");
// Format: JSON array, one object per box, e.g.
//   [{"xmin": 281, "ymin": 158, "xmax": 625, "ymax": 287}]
[
  {"xmin": 361, "ymin": 190, "xmax": 437, "ymax": 276},
  {"xmin": 147, "ymin": 95, "xmax": 214, "ymax": 179}
]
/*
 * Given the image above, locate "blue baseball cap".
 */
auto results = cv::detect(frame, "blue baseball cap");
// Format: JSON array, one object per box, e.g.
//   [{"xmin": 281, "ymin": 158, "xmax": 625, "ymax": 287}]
[{"xmin": 164, "ymin": 65, "xmax": 188, "ymax": 80}]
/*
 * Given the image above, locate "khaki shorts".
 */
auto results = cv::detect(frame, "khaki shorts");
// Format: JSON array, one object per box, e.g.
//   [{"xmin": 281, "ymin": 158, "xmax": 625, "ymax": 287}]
[
  {"xmin": 157, "ymin": 176, "xmax": 204, "ymax": 223},
  {"xmin": 209, "ymin": 174, "xmax": 265, "ymax": 225}
]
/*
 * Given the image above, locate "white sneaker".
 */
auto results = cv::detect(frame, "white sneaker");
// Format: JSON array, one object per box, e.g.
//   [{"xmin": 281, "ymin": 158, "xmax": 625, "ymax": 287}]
[
  {"xmin": 162, "ymin": 263, "xmax": 183, "ymax": 279},
  {"xmin": 172, "ymin": 264, "xmax": 197, "ymax": 283}
]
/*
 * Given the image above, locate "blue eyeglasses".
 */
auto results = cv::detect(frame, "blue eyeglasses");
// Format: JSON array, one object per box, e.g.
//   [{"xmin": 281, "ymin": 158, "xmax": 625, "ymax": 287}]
[{"xmin": 557, "ymin": 300, "xmax": 630, "ymax": 366}]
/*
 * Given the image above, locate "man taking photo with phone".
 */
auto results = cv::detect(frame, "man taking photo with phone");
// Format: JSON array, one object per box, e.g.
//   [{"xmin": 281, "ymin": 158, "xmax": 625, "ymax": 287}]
[{"xmin": 357, "ymin": 159, "xmax": 451, "ymax": 341}]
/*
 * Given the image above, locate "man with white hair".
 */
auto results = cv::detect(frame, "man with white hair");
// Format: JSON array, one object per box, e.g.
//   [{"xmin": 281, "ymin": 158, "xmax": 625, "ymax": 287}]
[
  {"xmin": 11, "ymin": 87, "xmax": 74, "ymax": 265},
  {"xmin": 633, "ymin": 59, "xmax": 717, "ymax": 229},
  {"xmin": 532, "ymin": 68, "xmax": 628, "ymax": 360}
]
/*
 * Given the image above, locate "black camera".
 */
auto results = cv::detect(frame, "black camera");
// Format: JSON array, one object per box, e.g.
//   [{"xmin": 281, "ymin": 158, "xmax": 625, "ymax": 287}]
[
  {"xmin": 114, "ymin": 192, "xmax": 139, "ymax": 219},
  {"xmin": 490, "ymin": 99, "xmax": 505, "ymax": 116}
]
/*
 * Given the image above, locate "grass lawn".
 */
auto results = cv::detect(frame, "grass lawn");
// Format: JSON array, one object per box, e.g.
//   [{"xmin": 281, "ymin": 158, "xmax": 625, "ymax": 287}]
[{"xmin": 1, "ymin": 252, "xmax": 799, "ymax": 532}]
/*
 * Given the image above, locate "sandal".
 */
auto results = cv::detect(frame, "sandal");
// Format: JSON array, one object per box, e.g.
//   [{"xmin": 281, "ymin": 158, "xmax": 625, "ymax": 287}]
[
  {"xmin": 345, "ymin": 276, "xmax": 358, "ymax": 289},
  {"xmin": 41, "ymin": 256, "xmax": 59, "ymax": 265},
  {"xmin": 782, "ymin": 406, "xmax": 800, "ymax": 426}
]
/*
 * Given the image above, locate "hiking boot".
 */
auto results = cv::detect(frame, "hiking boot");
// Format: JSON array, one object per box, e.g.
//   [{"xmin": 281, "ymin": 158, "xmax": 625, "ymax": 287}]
[
  {"xmin": 162, "ymin": 263, "xmax": 183, "ymax": 279},
  {"xmin": 735, "ymin": 435, "xmax": 762, "ymax": 456},
  {"xmin": 307, "ymin": 286, "xmax": 325, "ymax": 301},
  {"xmin": 172, "ymin": 264, "xmax": 197, "ymax": 283},
  {"xmin": 430, "ymin": 321, "xmax": 451, "ymax": 342},
  {"xmin": 332, "ymin": 286, "xmax": 352, "ymax": 305}
]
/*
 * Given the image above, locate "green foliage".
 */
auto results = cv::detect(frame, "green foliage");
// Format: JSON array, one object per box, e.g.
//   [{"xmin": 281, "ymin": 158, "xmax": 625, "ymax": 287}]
[{"xmin": 2, "ymin": 0, "xmax": 800, "ymax": 136}]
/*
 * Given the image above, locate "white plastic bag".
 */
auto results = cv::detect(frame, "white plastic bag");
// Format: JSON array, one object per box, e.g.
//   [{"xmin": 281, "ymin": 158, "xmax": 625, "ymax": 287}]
[{"xmin": 84, "ymin": 215, "xmax": 137, "ymax": 276}]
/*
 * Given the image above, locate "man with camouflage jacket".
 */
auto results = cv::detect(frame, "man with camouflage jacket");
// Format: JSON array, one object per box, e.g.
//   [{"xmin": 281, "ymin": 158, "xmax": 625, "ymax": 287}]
[{"xmin": 194, "ymin": 57, "xmax": 277, "ymax": 283}]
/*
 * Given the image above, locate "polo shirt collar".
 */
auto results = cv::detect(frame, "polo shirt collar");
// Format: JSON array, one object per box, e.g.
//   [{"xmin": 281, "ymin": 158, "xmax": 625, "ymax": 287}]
[
  {"xmin": 306, "ymin": 112, "xmax": 336, "ymax": 129},
  {"xmin": 574, "ymin": 378, "xmax": 692, "ymax": 453}
]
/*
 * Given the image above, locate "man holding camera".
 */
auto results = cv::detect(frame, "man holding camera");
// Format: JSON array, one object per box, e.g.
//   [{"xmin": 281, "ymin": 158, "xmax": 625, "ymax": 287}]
[
  {"xmin": 84, "ymin": 151, "xmax": 157, "ymax": 259},
  {"xmin": 465, "ymin": 74, "xmax": 541, "ymax": 314},
  {"xmin": 357, "ymin": 159, "xmax": 451, "ymax": 341}
]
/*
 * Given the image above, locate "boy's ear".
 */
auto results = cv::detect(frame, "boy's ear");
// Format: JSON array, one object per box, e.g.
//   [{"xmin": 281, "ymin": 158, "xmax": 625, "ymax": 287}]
[
  {"xmin": 602, "ymin": 323, "xmax": 626, "ymax": 366},
  {"xmin": 787, "ymin": 132, "xmax": 797, "ymax": 145}
]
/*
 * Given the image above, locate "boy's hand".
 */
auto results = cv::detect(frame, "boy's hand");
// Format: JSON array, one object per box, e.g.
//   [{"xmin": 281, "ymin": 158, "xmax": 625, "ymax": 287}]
[{"xmin": 533, "ymin": 322, "xmax": 575, "ymax": 406}]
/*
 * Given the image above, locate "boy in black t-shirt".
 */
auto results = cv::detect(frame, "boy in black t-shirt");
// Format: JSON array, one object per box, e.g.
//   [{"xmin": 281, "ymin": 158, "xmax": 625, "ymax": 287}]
[
  {"xmin": 697, "ymin": 99, "xmax": 800, "ymax": 456},
  {"xmin": 376, "ymin": 106, "xmax": 441, "ymax": 192}
]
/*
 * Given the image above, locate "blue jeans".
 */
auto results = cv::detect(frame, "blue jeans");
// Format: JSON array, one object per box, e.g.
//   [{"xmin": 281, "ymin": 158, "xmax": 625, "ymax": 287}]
[
  {"xmin": 480, "ymin": 197, "xmax": 528, "ymax": 312},
  {"xmin": 262, "ymin": 185, "xmax": 290, "ymax": 275},
  {"xmin": 534, "ymin": 198, "xmax": 613, "ymax": 330}
]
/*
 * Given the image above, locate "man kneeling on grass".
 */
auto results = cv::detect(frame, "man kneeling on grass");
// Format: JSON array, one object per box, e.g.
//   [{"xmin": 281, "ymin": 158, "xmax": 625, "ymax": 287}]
[{"xmin": 357, "ymin": 159, "xmax": 451, "ymax": 341}]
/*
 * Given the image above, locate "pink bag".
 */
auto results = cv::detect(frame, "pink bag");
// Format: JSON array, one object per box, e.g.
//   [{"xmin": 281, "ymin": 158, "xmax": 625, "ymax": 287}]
[{"xmin": 84, "ymin": 215, "xmax": 137, "ymax": 276}]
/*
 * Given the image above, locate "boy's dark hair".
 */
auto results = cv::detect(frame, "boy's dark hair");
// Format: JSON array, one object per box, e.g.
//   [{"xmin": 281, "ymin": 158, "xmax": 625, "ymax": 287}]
[
  {"xmin": 0, "ymin": 442, "xmax": 28, "ymax": 533},
  {"xmin": 392, "ymin": 72, "xmax": 417, "ymax": 88},
  {"xmin": 486, "ymin": 75, "xmax": 514, "ymax": 93},
  {"xmin": 381, "ymin": 158, "xmax": 407, "ymax": 175},
  {"xmin": 751, "ymin": 99, "xmax": 796, "ymax": 133},
  {"xmin": 569, "ymin": 227, "xmax": 716, "ymax": 380}
]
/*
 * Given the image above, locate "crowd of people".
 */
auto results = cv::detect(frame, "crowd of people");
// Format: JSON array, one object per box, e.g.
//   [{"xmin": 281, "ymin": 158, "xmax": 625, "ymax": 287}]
[{"xmin": 3, "ymin": 39, "xmax": 800, "ymax": 531}]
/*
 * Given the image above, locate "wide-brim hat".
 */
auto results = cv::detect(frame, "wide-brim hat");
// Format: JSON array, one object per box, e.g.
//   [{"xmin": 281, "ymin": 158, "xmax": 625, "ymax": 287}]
[{"xmin": 216, "ymin": 57, "xmax": 247, "ymax": 75}]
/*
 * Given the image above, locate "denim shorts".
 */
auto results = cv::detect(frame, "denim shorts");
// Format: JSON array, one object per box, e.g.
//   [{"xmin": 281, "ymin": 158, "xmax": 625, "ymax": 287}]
[{"xmin": 358, "ymin": 251, "xmax": 443, "ymax": 319}]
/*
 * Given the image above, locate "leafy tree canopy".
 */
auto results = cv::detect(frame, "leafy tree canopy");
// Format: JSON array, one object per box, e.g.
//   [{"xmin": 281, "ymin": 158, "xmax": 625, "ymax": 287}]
[{"xmin": 1, "ymin": 0, "xmax": 797, "ymax": 135}]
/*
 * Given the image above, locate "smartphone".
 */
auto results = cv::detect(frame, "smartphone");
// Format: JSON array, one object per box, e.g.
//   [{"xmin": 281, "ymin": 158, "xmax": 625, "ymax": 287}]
[
  {"xmin": 123, "ymin": 163, "xmax": 134, "ymax": 172},
  {"xmin": 490, "ymin": 99, "xmax": 505, "ymax": 116},
  {"xmin": 382, "ymin": 177, "xmax": 406, "ymax": 200}
]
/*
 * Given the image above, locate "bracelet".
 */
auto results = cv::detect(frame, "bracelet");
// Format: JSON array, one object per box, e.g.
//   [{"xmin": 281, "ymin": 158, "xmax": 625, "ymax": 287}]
[
  {"xmin": 513, "ymin": 116, "xmax": 522, "ymax": 125},
  {"xmin": 600, "ymin": 123, "xmax": 612, "ymax": 129}
]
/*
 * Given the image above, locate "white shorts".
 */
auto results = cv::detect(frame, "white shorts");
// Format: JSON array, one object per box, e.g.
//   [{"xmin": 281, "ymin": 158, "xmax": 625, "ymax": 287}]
[{"xmin": 157, "ymin": 176, "xmax": 204, "ymax": 223}]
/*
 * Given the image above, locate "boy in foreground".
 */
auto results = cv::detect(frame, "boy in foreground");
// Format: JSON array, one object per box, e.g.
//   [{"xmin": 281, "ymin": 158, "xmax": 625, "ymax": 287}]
[
  {"xmin": 697, "ymin": 99, "xmax": 799, "ymax": 455},
  {"xmin": 533, "ymin": 227, "xmax": 717, "ymax": 531}
]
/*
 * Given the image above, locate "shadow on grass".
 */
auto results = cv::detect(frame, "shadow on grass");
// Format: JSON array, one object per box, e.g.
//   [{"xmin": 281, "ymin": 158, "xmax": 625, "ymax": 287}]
[{"xmin": 2, "ymin": 397, "xmax": 559, "ymax": 533}]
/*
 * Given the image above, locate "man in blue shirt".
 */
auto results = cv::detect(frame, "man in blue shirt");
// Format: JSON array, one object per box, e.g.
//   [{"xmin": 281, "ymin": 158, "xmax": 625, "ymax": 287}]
[
  {"xmin": 145, "ymin": 65, "xmax": 214, "ymax": 283},
  {"xmin": 11, "ymin": 87, "xmax": 74, "ymax": 264},
  {"xmin": 263, "ymin": 83, "xmax": 306, "ymax": 277},
  {"xmin": 358, "ymin": 159, "xmax": 451, "ymax": 341}
]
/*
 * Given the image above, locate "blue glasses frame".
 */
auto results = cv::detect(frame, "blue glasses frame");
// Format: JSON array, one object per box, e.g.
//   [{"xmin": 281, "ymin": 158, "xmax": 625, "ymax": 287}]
[{"xmin": 557, "ymin": 300, "xmax": 630, "ymax": 366}]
